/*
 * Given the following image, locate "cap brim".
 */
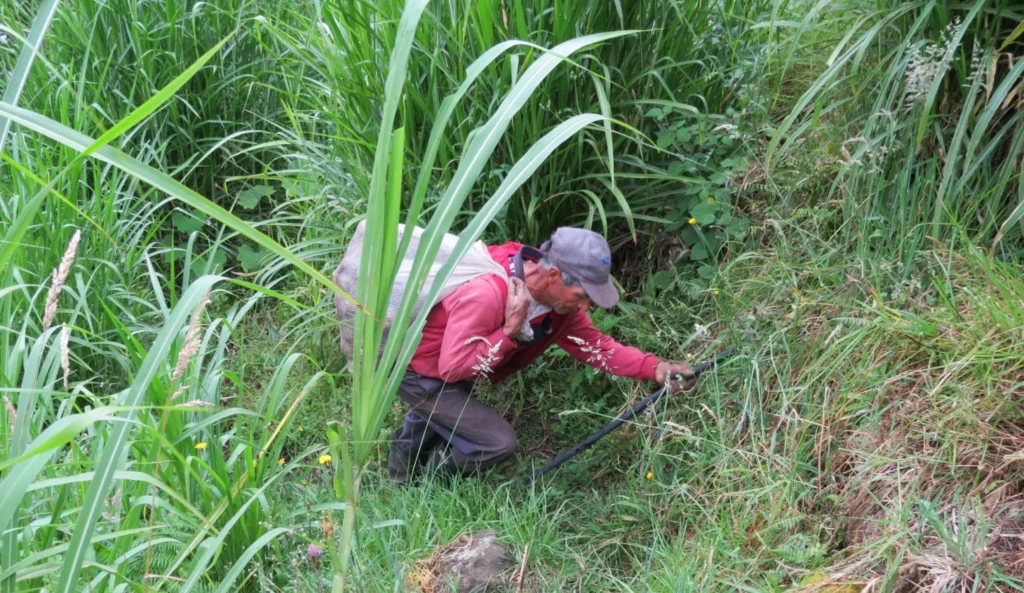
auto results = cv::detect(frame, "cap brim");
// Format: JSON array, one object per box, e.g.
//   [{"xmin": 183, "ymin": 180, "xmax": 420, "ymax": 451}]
[{"xmin": 581, "ymin": 278, "xmax": 619, "ymax": 309}]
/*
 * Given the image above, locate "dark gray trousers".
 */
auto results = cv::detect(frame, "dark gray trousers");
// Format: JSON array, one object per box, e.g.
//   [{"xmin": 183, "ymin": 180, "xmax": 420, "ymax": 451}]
[{"xmin": 388, "ymin": 371, "xmax": 517, "ymax": 481}]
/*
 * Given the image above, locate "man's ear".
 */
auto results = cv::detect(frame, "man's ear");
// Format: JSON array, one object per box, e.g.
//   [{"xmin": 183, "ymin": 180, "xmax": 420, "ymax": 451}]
[{"xmin": 545, "ymin": 266, "xmax": 562, "ymax": 286}]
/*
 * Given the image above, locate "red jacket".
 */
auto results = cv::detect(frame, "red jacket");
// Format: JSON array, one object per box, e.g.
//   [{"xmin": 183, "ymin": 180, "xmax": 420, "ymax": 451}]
[{"xmin": 408, "ymin": 242, "xmax": 661, "ymax": 384}]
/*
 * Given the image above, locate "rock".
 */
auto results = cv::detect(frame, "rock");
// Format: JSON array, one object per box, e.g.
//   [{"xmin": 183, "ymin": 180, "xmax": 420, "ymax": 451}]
[{"xmin": 436, "ymin": 529, "xmax": 513, "ymax": 592}]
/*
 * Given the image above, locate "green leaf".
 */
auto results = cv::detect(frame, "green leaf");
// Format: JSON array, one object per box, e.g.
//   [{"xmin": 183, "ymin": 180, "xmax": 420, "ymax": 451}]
[
  {"xmin": 0, "ymin": 25, "xmax": 234, "ymax": 283},
  {"xmin": 1000, "ymin": 19, "xmax": 1024, "ymax": 50},
  {"xmin": 191, "ymin": 249, "xmax": 227, "ymax": 276},
  {"xmin": 681, "ymin": 226, "xmax": 699, "ymax": 246},
  {"xmin": 691, "ymin": 241, "xmax": 709, "ymax": 260},
  {"xmin": 721, "ymin": 156, "xmax": 748, "ymax": 169},
  {"xmin": 597, "ymin": 176, "xmax": 636, "ymax": 242},
  {"xmin": 691, "ymin": 202, "xmax": 717, "ymax": 224},
  {"xmin": 656, "ymin": 131, "xmax": 674, "ymax": 150},
  {"xmin": 237, "ymin": 185, "xmax": 274, "ymax": 209},
  {"xmin": 727, "ymin": 217, "xmax": 750, "ymax": 238},
  {"xmin": 645, "ymin": 107, "xmax": 663, "ymax": 118},
  {"xmin": 698, "ymin": 265, "xmax": 717, "ymax": 279},
  {"xmin": 591, "ymin": 69, "xmax": 615, "ymax": 186},
  {"xmin": 709, "ymin": 171, "xmax": 729, "ymax": 184},
  {"xmin": 352, "ymin": 0, "xmax": 431, "ymax": 408},
  {"xmin": 237, "ymin": 244, "xmax": 266, "ymax": 272},
  {"xmin": 650, "ymin": 270, "xmax": 672, "ymax": 289},
  {"xmin": 403, "ymin": 40, "xmax": 540, "ymax": 250},
  {"xmin": 173, "ymin": 211, "xmax": 205, "ymax": 234}
]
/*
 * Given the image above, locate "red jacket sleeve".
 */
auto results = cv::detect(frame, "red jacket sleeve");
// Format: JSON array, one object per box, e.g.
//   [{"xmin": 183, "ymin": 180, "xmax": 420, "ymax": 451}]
[
  {"xmin": 554, "ymin": 310, "xmax": 661, "ymax": 381},
  {"xmin": 436, "ymin": 277, "xmax": 518, "ymax": 382}
]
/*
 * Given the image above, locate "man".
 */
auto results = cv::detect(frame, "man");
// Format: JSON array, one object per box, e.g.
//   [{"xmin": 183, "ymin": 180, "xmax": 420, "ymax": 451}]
[{"xmin": 389, "ymin": 227, "xmax": 698, "ymax": 483}]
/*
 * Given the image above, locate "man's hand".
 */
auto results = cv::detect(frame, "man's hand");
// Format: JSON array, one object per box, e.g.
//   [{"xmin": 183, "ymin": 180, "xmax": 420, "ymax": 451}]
[
  {"xmin": 654, "ymin": 361, "xmax": 697, "ymax": 394},
  {"xmin": 502, "ymin": 277, "xmax": 531, "ymax": 340}
]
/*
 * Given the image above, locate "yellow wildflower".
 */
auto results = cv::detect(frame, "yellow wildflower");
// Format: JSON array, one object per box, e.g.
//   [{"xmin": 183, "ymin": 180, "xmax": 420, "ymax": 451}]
[
  {"xmin": 713, "ymin": 289, "xmax": 720, "ymax": 296},
  {"xmin": 318, "ymin": 454, "xmax": 333, "ymax": 465},
  {"xmin": 686, "ymin": 353, "xmax": 693, "ymax": 360},
  {"xmin": 194, "ymin": 442, "xmax": 208, "ymax": 451},
  {"xmin": 278, "ymin": 457, "xmax": 285, "ymax": 466},
  {"xmin": 645, "ymin": 471, "xmax": 654, "ymax": 480},
  {"xmin": 688, "ymin": 217, "xmax": 697, "ymax": 225}
]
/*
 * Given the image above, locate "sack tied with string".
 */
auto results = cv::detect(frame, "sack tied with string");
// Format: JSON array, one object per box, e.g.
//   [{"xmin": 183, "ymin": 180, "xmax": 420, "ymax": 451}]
[{"xmin": 332, "ymin": 220, "xmax": 510, "ymax": 372}]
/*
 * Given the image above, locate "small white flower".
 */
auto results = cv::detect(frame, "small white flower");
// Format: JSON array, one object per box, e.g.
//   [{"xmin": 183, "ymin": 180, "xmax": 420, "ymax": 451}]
[
  {"xmin": 904, "ymin": 20, "xmax": 960, "ymax": 106},
  {"xmin": 693, "ymin": 324, "xmax": 710, "ymax": 340},
  {"xmin": 567, "ymin": 336, "xmax": 615, "ymax": 371},
  {"xmin": 467, "ymin": 337, "xmax": 503, "ymax": 376}
]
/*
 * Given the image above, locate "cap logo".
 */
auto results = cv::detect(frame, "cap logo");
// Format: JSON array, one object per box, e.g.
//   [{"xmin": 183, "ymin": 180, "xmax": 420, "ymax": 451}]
[{"xmin": 601, "ymin": 257, "xmax": 611, "ymax": 266}]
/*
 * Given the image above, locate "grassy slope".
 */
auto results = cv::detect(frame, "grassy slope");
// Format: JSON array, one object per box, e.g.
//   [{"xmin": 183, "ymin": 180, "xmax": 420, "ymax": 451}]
[
  {"xmin": 3, "ymin": 0, "xmax": 1023, "ymax": 591},
  {"xmin": 253, "ymin": 220, "xmax": 1024, "ymax": 591}
]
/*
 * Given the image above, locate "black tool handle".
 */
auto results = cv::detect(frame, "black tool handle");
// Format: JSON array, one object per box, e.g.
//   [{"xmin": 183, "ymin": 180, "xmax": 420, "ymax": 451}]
[{"xmin": 521, "ymin": 348, "xmax": 734, "ymax": 484}]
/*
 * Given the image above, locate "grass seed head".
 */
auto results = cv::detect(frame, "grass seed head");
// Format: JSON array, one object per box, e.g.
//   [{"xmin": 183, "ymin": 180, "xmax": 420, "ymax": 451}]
[
  {"xmin": 42, "ymin": 230, "xmax": 82, "ymax": 332},
  {"xmin": 172, "ymin": 291, "xmax": 210, "ymax": 383},
  {"xmin": 60, "ymin": 325, "xmax": 71, "ymax": 388}
]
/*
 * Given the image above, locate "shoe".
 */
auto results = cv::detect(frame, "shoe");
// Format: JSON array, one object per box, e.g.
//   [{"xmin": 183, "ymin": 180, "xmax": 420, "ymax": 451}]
[{"xmin": 424, "ymin": 449, "xmax": 458, "ymax": 480}]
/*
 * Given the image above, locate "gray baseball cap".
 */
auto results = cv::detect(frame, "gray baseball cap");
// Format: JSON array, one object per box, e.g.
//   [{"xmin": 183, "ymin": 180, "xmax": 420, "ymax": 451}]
[{"xmin": 541, "ymin": 227, "xmax": 619, "ymax": 308}]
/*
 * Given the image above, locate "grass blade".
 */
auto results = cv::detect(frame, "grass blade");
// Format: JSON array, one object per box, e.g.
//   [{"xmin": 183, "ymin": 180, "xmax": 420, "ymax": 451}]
[
  {"xmin": 0, "ymin": 0, "xmax": 60, "ymax": 152},
  {"xmin": 0, "ymin": 407, "xmax": 116, "ymax": 536},
  {"xmin": 372, "ymin": 114, "xmax": 608, "ymax": 452},
  {"xmin": 210, "ymin": 527, "xmax": 291, "ymax": 593},
  {"xmin": 351, "ymin": 0, "xmax": 429, "ymax": 413},
  {"xmin": 0, "ymin": 33, "xmax": 232, "ymax": 280},
  {"xmin": 53, "ymin": 277, "xmax": 221, "ymax": 593},
  {"xmin": 364, "ymin": 32, "xmax": 638, "ymax": 457},
  {"xmin": 0, "ymin": 101, "xmax": 359, "ymax": 308},
  {"xmin": 177, "ymin": 473, "xmax": 285, "ymax": 593}
]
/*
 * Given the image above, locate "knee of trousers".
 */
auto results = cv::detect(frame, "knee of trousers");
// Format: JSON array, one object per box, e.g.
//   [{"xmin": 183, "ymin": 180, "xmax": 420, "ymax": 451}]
[{"xmin": 491, "ymin": 428, "xmax": 518, "ymax": 460}]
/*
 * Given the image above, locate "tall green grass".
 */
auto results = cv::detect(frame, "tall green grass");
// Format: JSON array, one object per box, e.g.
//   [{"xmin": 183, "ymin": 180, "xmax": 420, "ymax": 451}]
[
  {"xmin": 262, "ymin": 0, "xmax": 775, "ymax": 247},
  {"xmin": 768, "ymin": 0, "xmax": 1024, "ymax": 261},
  {"xmin": 0, "ymin": 0, "xmax": 690, "ymax": 589},
  {"xmin": 3, "ymin": 0, "xmax": 1024, "ymax": 591}
]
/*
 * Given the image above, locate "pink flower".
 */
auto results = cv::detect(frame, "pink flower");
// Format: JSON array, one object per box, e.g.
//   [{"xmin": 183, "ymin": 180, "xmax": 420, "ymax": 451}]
[{"xmin": 307, "ymin": 543, "xmax": 324, "ymax": 558}]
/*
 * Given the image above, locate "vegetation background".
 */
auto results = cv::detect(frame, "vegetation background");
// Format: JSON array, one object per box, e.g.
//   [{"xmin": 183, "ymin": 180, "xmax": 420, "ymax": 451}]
[{"xmin": 1, "ymin": 0, "xmax": 1024, "ymax": 591}]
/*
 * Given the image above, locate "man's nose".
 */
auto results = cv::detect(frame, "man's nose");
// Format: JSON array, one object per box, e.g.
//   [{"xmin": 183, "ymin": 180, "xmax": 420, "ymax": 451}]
[{"xmin": 579, "ymin": 300, "xmax": 591, "ymax": 313}]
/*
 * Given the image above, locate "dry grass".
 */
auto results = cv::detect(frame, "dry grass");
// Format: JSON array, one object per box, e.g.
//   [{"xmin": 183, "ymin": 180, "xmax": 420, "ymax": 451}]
[{"xmin": 406, "ymin": 529, "xmax": 515, "ymax": 593}]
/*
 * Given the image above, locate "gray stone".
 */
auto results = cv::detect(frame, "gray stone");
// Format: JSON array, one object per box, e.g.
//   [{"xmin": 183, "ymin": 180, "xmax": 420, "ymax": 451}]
[{"xmin": 437, "ymin": 529, "xmax": 513, "ymax": 592}]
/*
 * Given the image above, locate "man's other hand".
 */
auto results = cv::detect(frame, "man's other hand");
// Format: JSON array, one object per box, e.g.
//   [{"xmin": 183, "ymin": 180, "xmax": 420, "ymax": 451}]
[
  {"xmin": 654, "ymin": 361, "xmax": 697, "ymax": 393},
  {"xmin": 502, "ymin": 277, "xmax": 531, "ymax": 340}
]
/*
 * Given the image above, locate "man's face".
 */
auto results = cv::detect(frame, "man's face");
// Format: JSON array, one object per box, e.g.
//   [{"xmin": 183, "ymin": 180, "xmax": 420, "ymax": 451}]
[{"xmin": 540, "ymin": 268, "xmax": 592, "ymax": 314}]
